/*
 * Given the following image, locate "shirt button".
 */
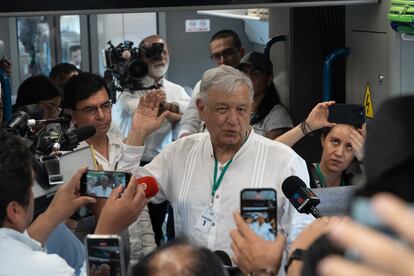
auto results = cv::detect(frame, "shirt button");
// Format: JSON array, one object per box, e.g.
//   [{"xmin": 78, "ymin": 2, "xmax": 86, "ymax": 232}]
[
  {"xmin": 215, "ymin": 194, "xmax": 220, "ymax": 199},
  {"xmin": 212, "ymin": 223, "xmax": 216, "ymax": 227}
]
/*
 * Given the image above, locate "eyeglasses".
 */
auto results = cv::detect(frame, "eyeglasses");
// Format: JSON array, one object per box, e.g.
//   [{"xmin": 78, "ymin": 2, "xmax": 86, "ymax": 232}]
[
  {"xmin": 210, "ymin": 48, "xmax": 239, "ymax": 63},
  {"xmin": 74, "ymin": 100, "xmax": 112, "ymax": 116}
]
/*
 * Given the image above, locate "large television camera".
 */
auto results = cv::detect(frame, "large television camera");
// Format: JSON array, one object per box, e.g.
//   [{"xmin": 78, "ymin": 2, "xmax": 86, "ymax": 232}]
[
  {"xmin": 4, "ymin": 105, "xmax": 96, "ymax": 215},
  {"xmin": 103, "ymin": 40, "xmax": 164, "ymax": 102}
]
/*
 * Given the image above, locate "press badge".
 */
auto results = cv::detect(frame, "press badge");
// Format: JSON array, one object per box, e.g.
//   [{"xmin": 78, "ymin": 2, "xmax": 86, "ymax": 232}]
[{"xmin": 195, "ymin": 207, "xmax": 216, "ymax": 234}]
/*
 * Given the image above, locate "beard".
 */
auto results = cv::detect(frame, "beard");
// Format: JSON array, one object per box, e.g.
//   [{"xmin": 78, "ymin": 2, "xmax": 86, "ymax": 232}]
[{"xmin": 148, "ymin": 61, "xmax": 169, "ymax": 80}]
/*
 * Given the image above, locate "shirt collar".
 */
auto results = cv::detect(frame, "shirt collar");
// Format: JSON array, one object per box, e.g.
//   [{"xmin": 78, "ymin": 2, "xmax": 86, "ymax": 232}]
[{"xmin": 0, "ymin": 228, "xmax": 42, "ymax": 251}]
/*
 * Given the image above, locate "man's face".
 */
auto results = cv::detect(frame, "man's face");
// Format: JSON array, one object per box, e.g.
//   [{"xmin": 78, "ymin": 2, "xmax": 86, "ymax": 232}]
[
  {"xmin": 320, "ymin": 124, "xmax": 355, "ymax": 174},
  {"xmin": 72, "ymin": 88, "xmax": 112, "ymax": 137},
  {"xmin": 141, "ymin": 37, "xmax": 169, "ymax": 80},
  {"xmin": 197, "ymin": 84, "xmax": 252, "ymax": 150},
  {"xmin": 209, "ymin": 37, "xmax": 244, "ymax": 67}
]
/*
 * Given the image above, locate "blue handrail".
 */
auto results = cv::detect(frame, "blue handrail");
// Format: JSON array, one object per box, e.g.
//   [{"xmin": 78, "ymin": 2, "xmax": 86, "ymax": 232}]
[
  {"xmin": 323, "ymin": 48, "xmax": 350, "ymax": 101},
  {"xmin": 0, "ymin": 69, "xmax": 12, "ymax": 122}
]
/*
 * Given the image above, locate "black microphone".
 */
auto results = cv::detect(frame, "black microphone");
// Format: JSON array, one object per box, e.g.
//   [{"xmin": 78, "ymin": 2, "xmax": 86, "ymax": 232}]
[
  {"xmin": 282, "ymin": 176, "xmax": 322, "ymax": 218},
  {"xmin": 58, "ymin": 126, "xmax": 96, "ymax": 151},
  {"xmin": 214, "ymin": 250, "xmax": 232, "ymax": 267}
]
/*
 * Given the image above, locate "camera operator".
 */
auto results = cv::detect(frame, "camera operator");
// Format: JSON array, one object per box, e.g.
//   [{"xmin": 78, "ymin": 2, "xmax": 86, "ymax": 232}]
[
  {"xmin": 0, "ymin": 132, "xmax": 147, "ymax": 275},
  {"xmin": 113, "ymin": 35, "xmax": 190, "ymax": 159}
]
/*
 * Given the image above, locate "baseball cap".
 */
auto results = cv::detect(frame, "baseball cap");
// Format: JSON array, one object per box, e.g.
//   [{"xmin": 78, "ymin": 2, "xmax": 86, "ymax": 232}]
[{"xmin": 237, "ymin": 51, "xmax": 273, "ymax": 75}]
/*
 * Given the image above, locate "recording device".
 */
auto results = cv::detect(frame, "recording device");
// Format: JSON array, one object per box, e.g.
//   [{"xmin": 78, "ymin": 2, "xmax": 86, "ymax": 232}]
[
  {"xmin": 328, "ymin": 104, "xmax": 365, "ymax": 128},
  {"xmin": 85, "ymin": 234, "xmax": 126, "ymax": 276},
  {"xmin": 81, "ymin": 170, "xmax": 131, "ymax": 198},
  {"xmin": 6, "ymin": 104, "xmax": 44, "ymax": 136},
  {"xmin": 282, "ymin": 176, "xmax": 322, "ymax": 218},
  {"xmin": 103, "ymin": 40, "xmax": 164, "ymax": 102},
  {"xmin": 32, "ymin": 125, "xmax": 96, "ymax": 155},
  {"xmin": 240, "ymin": 188, "xmax": 277, "ymax": 240}
]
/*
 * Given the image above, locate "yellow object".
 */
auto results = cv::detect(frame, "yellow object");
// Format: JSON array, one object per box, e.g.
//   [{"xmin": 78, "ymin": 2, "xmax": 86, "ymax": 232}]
[{"xmin": 364, "ymin": 83, "xmax": 374, "ymax": 119}]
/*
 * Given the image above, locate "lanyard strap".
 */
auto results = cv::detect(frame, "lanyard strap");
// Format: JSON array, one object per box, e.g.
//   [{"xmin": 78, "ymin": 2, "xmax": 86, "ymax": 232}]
[
  {"xmin": 212, "ymin": 159, "xmax": 233, "ymax": 197},
  {"xmin": 315, "ymin": 163, "xmax": 345, "ymax": 187}
]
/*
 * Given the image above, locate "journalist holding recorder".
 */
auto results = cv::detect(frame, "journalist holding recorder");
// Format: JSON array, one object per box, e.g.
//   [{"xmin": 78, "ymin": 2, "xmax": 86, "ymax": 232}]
[{"xmin": 0, "ymin": 131, "xmax": 147, "ymax": 275}]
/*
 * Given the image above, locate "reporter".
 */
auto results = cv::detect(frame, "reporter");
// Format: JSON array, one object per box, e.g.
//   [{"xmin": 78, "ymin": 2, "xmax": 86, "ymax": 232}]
[
  {"xmin": 276, "ymin": 101, "xmax": 366, "ymax": 188},
  {"xmin": 318, "ymin": 193, "xmax": 414, "ymax": 276}
]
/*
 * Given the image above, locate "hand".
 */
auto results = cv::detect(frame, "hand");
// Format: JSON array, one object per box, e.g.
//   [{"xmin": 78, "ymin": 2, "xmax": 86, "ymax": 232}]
[
  {"xmin": 306, "ymin": 101, "xmax": 336, "ymax": 131},
  {"xmin": 165, "ymin": 111, "xmax": 182, "ymax": 123},
  {"xmin": 350, "ymin": 124, "xmax": 366, "ymax": 162},
  {"xmin": 44, "ymin": 167, "xmax": 96, "ymax": 224},
  {"xmin": 153, "ymin": 89, "xmax": 166, "ymax": 106},
  {"xmin": 95, "ymin": 177, "xmax": 147, "ymax": 234},
  {"xmin": 318, "ymin": 193, "xmax": 414, "ymax": 276},
  {"xmin": 126, "ymin": 92, "xmax": 170, "ymax": 146},
  {"xmin": 230, "ymin": 212, "xmax": 286, "ymax": 275},
  {"xmin": 290, "ymin": 217, "xmax": 341, "ymax": 253}
]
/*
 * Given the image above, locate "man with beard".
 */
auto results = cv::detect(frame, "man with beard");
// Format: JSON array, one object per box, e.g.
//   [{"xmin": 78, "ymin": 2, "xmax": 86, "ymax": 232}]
[{"xmin": 113, "ymin": 35, "xmax": 190, "ymax": 246}]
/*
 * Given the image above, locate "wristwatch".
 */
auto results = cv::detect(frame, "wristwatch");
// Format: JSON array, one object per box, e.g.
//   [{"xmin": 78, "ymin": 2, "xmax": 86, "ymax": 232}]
[{"xmin": 285, "ymin": 248, "xmax": 307, "ymax": 272}]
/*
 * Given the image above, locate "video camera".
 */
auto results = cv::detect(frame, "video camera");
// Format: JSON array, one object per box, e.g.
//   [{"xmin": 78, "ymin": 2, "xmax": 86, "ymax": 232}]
[
  {"xmin": 4, "ymin": 105, "xmax": 96, "ymax": 215},
  {"xmin": 103, "ymin": 40, "xmax": 164, "ymax": 102}
]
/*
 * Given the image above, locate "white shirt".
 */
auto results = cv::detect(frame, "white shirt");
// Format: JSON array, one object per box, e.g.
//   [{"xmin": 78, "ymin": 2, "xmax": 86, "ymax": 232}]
[
  {"xmin": 136, "ymin": 130, "xmax": 314, "ymax": 272},
  {"xmin": 177, "ymin": 80, "xmax": 203, "ymax": 137},
  {"xmin": 0, "ymin": 228, "xmax": 75, "ymax": 276},
  {"xmin": 251, "ymin": 104, "xmax": 293, "ymax": 136},
  {"xmin": 250, "ymin": 221, "xmax": 275, "ymax": 241},
  {"xmin": 91, "ymin": 185, "xmax": 112, "ymax": 197},
  {"xmin": 77, "ymin": 131, "xmax": 156, "ymax": 263},
  {"xmin": 112, "ymin": 78, "xmax": 190, "ymax": 162}
]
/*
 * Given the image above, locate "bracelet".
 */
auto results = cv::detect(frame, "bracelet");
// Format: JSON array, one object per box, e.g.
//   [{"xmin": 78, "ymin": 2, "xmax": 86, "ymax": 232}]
[
  {"xmin": 300, "ymin": 120, "xmax": 314, "ymax": 135},
  {"xmin": 285, "ymin": 248, "xmax": 307, "ymax": 273}
]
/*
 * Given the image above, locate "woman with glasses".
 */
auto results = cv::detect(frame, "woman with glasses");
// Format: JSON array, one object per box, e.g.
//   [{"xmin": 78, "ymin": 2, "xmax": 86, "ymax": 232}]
[
  {"xmin": 237, "ymin": 52, "xmax": 293, "ymax": 139},
  {"xmin": 14, "ymin": 74, "xmax": 62, "ymax": 120}
]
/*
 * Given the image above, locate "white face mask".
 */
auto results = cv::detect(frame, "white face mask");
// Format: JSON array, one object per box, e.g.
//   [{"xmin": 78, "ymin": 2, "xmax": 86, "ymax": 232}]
[{"xmin": 148, "ymin": 61, "xmax": 169, "ymax": 79}]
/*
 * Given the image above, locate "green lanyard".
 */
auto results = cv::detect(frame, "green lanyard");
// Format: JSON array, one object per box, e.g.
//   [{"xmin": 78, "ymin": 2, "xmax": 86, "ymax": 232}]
[
  {"xmin": 212, "ymin": 159, "xmax": 233, "ymax": 197},
  {"xmin": 315, "ymin": 163, "xmax": 345, "ymax": 187}
]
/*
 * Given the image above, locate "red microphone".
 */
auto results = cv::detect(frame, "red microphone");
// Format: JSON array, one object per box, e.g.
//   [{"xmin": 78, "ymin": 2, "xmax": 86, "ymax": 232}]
[{"xmin": 136, "ymin": 176, "xmax": 159, "ymax": 198}]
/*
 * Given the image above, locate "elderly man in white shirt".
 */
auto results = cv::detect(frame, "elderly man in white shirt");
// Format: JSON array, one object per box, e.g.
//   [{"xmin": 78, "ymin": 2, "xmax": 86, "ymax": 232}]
[{"xmin": 129, "ymin": 65, "xmax": 314, "ymax": 274}]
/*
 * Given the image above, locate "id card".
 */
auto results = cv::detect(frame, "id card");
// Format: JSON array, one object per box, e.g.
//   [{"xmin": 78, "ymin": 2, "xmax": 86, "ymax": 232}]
[{"xmin": 195, "ymin": 207, "xmax": 216, "ymax": 234}]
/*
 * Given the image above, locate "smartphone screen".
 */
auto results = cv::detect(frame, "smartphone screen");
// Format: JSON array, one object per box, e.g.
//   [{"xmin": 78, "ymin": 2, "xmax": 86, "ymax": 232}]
[
  {"xmin": 240, "ymin": 188, "xmax": 277, "ymax": 240},
  {"xmin": 80, "ymin": 170, "xmax": 131, "ymax": 198},
  {"xmin": 328, "ymin": 104, "xmax": 365, "ymax": 127},
  {"xmin": 85, "ymin": 234, "xmax": 125, "ymax": 276}
]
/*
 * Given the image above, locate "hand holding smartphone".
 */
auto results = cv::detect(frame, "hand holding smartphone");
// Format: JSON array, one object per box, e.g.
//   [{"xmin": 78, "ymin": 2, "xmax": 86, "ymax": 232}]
[
  {"xmin": 240, "ymin": 188, "xmax": 277, "ymax": 241},
  {"xmin": 80, "ymin": 169, "xmax": 159, "ymax": 198}
]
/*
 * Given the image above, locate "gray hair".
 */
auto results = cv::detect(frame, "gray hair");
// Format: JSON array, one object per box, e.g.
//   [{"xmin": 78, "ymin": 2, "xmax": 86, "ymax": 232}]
[{"xmin": 198, "ymin": 65, "xmax": 254, "ymax": 103}]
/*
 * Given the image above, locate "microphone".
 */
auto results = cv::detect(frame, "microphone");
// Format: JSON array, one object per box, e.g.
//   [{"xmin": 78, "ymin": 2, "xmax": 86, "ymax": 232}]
[
  {"xmin": 27, "ymin": 115, "xmax": 71, "ymax": 127},
  {"xmin": 282, "ymin": 176, "xmax": 322, "ymax": 218},
  {"xmin": 136, "ymin": 176, "xmax": 159, "ymax": 198},
  {"xmin": 58, "ymin": 126, "xmax": 96, "ymax": 151},
  {"xmin": 214, "ymin": 250, "xmax": 232, "ymax": 267}
]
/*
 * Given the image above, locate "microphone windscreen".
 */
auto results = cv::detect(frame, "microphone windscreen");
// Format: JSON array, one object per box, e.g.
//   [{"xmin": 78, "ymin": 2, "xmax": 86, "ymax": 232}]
[
  {"xmin": 136, "ymin": 176, "xmax": 159, "ymax": 198},
  {"xmin": 282, "ymin": 175, "xmax": 306, "ymax": 198},
  {"xmin": 214, "ymin": 250, "xmax": 232, "ymax": 266},
  {"xmin": 72, "ymin": 125, "xmax": 96, "ymax": 141},
  {"xmin": 18, "ymin": 104, "xmax": 44, "ymax": 120}
]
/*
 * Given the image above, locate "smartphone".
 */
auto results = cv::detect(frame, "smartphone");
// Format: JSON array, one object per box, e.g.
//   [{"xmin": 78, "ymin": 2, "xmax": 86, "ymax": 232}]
[
  {"xmin": 85, "ymin": 234, "xmax": 126, "ymax": 276},
  {"xmin": 328, "ymin": 104, "xmax": 365, "ymax": 127},
  {"xmin": 240, "ymin": 188, "xmax": 277, "ymax": 240},
  {"xmin": 80, "ymin": 170, "xmax": 131, "ymax": 198}
]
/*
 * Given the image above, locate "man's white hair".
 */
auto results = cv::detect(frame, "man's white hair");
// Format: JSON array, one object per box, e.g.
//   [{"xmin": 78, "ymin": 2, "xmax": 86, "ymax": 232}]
[{"xmin": 198, "ymin": 65, "xmax": 254, "ymax": 103}]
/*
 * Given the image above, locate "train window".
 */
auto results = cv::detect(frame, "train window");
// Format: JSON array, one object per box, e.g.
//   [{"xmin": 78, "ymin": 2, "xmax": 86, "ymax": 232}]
[{"xmin": 60, "ymin": 15, "xmax": 81, "ymax": 69}]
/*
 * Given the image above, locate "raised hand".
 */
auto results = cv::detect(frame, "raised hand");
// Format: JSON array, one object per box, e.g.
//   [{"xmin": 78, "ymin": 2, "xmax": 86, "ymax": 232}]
[
  {"xmin": 350, "ymin": 124, "xmax": 366, "ymax": 162},
  {"xmin": 125, "ymin": 91, "xmax": 170, "ymax": 146},
  {"xmin": 306, "ymin": 101, "xmax": 336, "ymax": 131}
]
